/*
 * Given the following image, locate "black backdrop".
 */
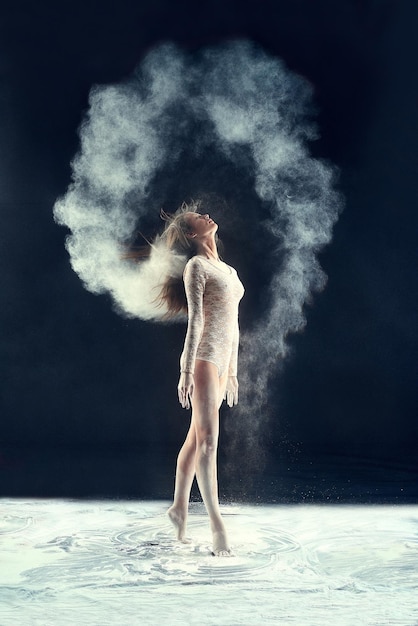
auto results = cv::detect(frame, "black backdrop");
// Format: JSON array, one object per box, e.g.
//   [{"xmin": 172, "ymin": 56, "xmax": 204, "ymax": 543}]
[{"xmin": 1, "ymin": 0, "xmax": 417, "ymax": 501}]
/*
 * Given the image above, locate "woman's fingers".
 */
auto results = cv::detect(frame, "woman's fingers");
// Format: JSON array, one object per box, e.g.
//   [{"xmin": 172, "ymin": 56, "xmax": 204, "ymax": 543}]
[
  {"xmin": 224, "ymin": 377, "xmax": 239, "ymax": 407},
  {"xmin": 178, "ymin": 383, "xmax": 194, "ymax": 409},
  {"xmin": 177, "ymin": 387, "xmax": 186, "ymax": 408},
  {"xmin": 227, "ymin": 390, "xmax": 234, "ymax": 408},
  {"xmin": 185, "ymin": 382, "xmax": 194, "ymax": 409}
]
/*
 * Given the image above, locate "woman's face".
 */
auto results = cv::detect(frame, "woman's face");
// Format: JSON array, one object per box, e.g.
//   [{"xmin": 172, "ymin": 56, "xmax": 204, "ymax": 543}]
[{"xmin": 185, "ymin": 212, "xmax": 218, "ymax": 239}]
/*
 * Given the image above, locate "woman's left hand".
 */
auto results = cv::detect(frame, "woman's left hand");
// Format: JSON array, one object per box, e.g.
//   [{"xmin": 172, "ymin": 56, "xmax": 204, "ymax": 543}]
[{"xmin": 224, "ymin": 376, "xmax": 239, "ymax": 407}]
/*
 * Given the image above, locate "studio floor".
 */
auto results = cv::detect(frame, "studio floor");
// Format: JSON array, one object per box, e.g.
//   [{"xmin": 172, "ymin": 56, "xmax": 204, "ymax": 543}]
[{"xmin": 1, "ymin": 499, "xmax": 417, "ymax": 625}]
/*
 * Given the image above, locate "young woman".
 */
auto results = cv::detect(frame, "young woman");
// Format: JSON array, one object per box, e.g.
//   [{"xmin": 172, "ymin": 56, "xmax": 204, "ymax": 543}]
[{"xmin": 157, "ymin": 202, "xmax": 244, "ymax": 556}]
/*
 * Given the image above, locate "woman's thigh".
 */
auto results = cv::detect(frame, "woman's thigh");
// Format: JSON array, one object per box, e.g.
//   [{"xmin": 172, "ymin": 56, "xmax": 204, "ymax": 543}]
[{"xmin": 192, "ymin": 360, "xmax": 220, "ymax": 435}]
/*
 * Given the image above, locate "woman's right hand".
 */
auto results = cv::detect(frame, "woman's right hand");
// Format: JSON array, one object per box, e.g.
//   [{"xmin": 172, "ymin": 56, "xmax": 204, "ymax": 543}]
[
  {"xmin": 178, "ymin": 372, "xmax": 194, "ymax": 409},
  {"xmin": 224, "ymin": 375, "xmax": 239, "ymax": 407}
]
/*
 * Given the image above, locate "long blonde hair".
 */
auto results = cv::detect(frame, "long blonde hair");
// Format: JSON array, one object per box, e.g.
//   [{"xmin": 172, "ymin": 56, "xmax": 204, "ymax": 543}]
[
  {"xmin": 157, "ymin": 200, "xmax": 200, "ymax": 316},
  {"xmin": 125, "ymin": 200, "xmax": 220, "ymax": 318}
]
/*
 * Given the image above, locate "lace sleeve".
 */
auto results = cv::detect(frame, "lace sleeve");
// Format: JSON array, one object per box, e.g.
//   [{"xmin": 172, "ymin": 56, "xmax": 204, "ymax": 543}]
[
  {"xmin": 180, "ymin": 257, "xmax": 207, "ymax": 374},
  {"xmin": 228, "ymin": 318, "xmax": 239, "ymax": 377}
]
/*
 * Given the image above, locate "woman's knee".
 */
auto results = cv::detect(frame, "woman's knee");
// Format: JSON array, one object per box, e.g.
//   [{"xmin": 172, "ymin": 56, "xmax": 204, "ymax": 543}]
[{"xmin": 196, "ymin": 432, "xmax": 218, "ymax": 456}]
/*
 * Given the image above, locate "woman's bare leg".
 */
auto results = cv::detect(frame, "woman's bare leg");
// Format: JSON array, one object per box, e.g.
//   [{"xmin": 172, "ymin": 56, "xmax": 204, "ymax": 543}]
[
  {"xmin": 210, "ymin": 371, "xmax": 228, "ymax": 511},
  {"xmin": 192, "ymin": 360, "xmax": 230, "ymax": 555},
  {"xmin": 168, "ymin": 422, "xmax": 196, "ymax": 542}
]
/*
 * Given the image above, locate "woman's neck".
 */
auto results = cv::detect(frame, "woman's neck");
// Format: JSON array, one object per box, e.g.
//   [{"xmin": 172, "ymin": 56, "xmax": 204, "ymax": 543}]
[{"xmin": 195, "ymin": 237, "xmax": 219, "ymax": 261}]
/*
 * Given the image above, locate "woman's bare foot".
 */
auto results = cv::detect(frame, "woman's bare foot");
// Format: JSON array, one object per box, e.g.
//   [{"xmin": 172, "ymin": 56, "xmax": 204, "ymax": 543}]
[
  {"xmin": 211, "ymin": 548, "xmax": 233, "ymax": 557},
  {"xmin": 167, "ymin": 506, "xmax": 191, "ymax": 543},
  {"xmin": 212, "ymin": 528, "xmax": 231, "ymax": 556}
]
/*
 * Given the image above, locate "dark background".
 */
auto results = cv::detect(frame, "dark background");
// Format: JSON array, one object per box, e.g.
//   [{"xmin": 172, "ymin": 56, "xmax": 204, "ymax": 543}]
[{"xmin": 1, "ymin": 0, "xmax": 417, "ymax": 502}]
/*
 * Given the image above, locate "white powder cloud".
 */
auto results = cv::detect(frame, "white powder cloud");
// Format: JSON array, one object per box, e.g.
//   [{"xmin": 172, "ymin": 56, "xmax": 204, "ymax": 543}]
[{"xmin": 54, "ymin": 41, "xmax": 342, "ymax": 463}]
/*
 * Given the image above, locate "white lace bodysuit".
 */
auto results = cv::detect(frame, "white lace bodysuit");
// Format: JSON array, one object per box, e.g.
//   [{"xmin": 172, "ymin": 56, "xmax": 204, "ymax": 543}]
[{"xmin": 180, "ymin": 255, "xmax": 245, "ymax": 378}]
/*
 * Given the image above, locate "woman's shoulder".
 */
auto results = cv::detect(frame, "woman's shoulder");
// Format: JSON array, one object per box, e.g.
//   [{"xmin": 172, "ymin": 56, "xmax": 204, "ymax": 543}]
[
  {"xmin": 183, "ymin": 255, "xmax": 207, "ymax": 277},
  {"xmin": 184, "ymin": 255, "xmax": 205, "ymax": 270},
  {"xmin": 185, "ymin": 254, "xmax": 204, "ymax": 265}
]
